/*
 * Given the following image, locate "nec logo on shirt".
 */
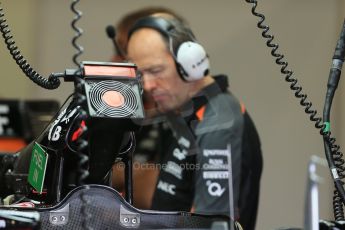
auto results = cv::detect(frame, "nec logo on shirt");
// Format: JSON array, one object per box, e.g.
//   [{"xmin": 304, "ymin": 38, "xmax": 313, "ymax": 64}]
[{"xmin": 157, "ymin": 180, "xmax": 176, "ymax": 195}]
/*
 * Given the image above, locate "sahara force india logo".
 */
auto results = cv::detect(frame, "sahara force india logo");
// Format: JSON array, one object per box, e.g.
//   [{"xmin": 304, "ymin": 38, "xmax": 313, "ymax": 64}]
[{"xmin": 206, "ymin": 180, "xmax": 225, "ymax": 197}]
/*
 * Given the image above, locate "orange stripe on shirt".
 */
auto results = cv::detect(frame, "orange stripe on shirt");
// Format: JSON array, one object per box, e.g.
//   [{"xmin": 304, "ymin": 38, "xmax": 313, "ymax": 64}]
[
  {"xmin": 196, "ymin": 105, "xmax": 206, "ymax": 121},
  {"xmin": 240, "ymin": 102, "xmax": 246, "ymax": 114}
]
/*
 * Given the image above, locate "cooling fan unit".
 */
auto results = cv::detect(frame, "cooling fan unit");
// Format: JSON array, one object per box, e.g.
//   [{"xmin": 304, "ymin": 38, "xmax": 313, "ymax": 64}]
[{"xmin": 81, "ymin": 61, "xmax": 144, "ymax": 120}]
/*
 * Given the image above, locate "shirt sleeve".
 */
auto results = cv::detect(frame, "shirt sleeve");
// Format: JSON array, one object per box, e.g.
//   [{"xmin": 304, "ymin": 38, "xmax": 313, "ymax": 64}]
[{"xmin": 193, "ymin": 95, "xmax": 244, "ymax": 218}]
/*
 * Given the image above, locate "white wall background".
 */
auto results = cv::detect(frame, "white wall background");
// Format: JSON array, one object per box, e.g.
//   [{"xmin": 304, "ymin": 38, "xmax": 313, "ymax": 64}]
[{"xmin": 1, "ymin": 1, "xmax": 345, "ymax": 229}]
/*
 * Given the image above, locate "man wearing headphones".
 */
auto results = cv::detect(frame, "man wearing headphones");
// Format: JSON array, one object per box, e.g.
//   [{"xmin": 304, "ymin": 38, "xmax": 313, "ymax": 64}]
[
  {"xmin": 109, "ymin": 7, "xmax": 187, "ymax": 210},
  {"xmin": 126, "ymin": 14, "xmax": 262, "ymax": 230}
]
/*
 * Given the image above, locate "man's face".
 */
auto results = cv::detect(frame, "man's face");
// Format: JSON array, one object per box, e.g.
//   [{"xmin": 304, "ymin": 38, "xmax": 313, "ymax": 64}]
[{"xmin": 127, "ymin": 28, "xmax": 191, "ymax": 113}]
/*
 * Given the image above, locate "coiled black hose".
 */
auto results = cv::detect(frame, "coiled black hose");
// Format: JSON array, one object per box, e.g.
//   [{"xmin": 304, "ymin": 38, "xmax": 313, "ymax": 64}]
[
  {"xmin": 0, "ymin": 3, "xmax": 60, "ymax": 89},
  {"xmin": 70, "ymin": 0, "xmax": 92, "ymax": 229},
  {"xmin": 71, "ymin": 0, "xmax": 83, "ymax": 68},
  {"xmin": 244, "ymin": 0, "xmax": 345, "ymax": 219}
]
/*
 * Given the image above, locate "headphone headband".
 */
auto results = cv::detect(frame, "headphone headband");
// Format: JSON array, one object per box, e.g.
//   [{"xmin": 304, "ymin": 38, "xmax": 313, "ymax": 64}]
[{"xmin": 128, "ymin": 16, "xmax": 174, "ymax": 40}]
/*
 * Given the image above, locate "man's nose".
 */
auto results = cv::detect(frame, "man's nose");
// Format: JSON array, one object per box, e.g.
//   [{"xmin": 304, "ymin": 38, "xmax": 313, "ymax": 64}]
[{"xmin": 143, "ymin": 74, "xmax": 157, "ymax": 92}]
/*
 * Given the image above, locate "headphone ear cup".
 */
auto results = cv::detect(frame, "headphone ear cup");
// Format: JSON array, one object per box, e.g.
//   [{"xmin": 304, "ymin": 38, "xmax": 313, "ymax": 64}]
[
  {"xmin": 176, "ymin": 41, "xmax": 210, "ymax": 82},
  {"xmin": 175, "ymin": 62, "xmax": 188, "ymax": 81}
]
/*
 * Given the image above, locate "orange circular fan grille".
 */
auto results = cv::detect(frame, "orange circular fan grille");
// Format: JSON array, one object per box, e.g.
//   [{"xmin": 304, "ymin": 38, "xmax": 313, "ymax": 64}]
[
  {"xmin": 102, "ymin": 91, "xmax": 125, "ymax": 108},
  {"xmin": 89, "ymin": 80, "xmax": 137, "ymax": 117}
]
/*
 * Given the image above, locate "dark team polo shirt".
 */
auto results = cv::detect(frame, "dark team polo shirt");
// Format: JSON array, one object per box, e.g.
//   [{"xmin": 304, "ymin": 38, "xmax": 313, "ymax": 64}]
[{"xmin": 150, "ymin": 75, "xmax": 262, "ymax": 230}]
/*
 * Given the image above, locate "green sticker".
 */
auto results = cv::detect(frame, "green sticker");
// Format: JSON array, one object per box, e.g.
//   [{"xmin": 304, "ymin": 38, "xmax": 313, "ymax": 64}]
[
  {"xmin": 324, "ymin": 122, "xmax": 330, "ymax": 132},
  {"xmin": 28, "ymin": 142, "xmax": 48, "ymax": 194}
]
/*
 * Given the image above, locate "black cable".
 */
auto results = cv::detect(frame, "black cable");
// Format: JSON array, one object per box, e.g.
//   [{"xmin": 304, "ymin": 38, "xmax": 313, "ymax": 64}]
[
  {"xmin": 323, "ymin": 76, "xmax": 344, "ymax": 221},
  {"xmin": 70, "ymin": 1, "xmax": 92, "ymax": 229},
  {"xmin": 70, "ymin": 0, "xmax": 88, "ymax": 186},
  {"xmin": 244, "ymin": 0, "xmax": 345, "ymax": 212},
  {"xmin": 0, "ymin": 2, "xmax": 60, "ymax": 89},
  {"xmin": 245, "ymin": 1, "xmax": 324, "ymax": 130},
  {"xmin": 323, "ymin": 19, "xmax": 345, "ymax": 220},
  {"xmin": 73, "ymin": 68, "xmax": 92, "ymax": 230},
  {"xmin": 74, "ymin": 80, "xmax": 89, "ymax": 186},
  {"xmin": 71, "ymin": 0, "xmax": 83, "ymax": 68}
]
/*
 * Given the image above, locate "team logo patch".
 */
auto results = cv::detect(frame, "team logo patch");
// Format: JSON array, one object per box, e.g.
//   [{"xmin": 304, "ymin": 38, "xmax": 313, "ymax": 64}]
[
  {"xmin": 206, "ymin": 180, "xmax": 225, "ymax": 197},
  {"xmin": 203, "ymin": 171, "xmax": 229, "ymax": 179},
  {"xmin": 173, "ymin": 148, "xmax": 188, "ymax": 161},
  {"xmin": 157, "ymin": 180, "xmax": 176, "ymax": 195},
  {"xmin": 163, "ymin": 161, "xmax": 183, "ymax": 180},
  {"xmin": 178, "ymin": 136, "xmax": 190, "ymax": 148},
  {"xmin": 203, "ymin": 149, "xmax": 229, "ymax": 157}
]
